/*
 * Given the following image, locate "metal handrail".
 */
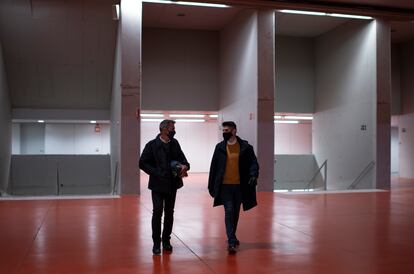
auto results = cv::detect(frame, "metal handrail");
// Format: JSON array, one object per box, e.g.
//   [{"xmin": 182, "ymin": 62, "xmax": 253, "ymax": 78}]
[
  {"xmin": 306, "ymin": 160, "xmax": 327, "ymax": 191},
  {"xmin": 112, "ymin": 161, "xmax": 119, "ymax": 195},
  {"xmin": 348, "ymin": 161, "xmax": 376, "ymax": 190}
]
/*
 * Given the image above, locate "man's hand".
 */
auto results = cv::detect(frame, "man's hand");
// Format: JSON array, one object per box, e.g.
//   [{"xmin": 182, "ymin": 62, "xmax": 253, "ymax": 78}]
[
  {"xmin": 248, "ymin": 177, "xmax": 257, "ymax": 186},
  {"xmin": 180, "ymin": 165, "xmax": 189, "ymax": 178}
]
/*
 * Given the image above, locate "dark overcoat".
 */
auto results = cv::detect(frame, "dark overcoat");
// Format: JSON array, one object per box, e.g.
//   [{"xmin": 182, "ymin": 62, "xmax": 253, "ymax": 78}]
[
  {"xmin": 208, "ymin": 136, "xmax": 259, "ymax": 211},
  {"xmin": 139, "ymin": 134, "xmax": 190, "ymax": 194}
]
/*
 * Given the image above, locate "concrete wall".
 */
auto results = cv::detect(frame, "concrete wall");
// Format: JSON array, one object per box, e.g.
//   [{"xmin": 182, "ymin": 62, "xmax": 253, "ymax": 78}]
[
  {"xmin": 275, "ymin": 123, "xmax": 312, "ymax": 154},
  {"xmin": 0, "ymin": 42, "xmax": 11, "ymax": 193},
  {"xmin": 274, "ymin": 154, "xmax": 323, "ymax": 190},
  {"xmin": 313, "ymin": 20, "xmax": 377, "ymax": 190},
  {"xmin": 392, "ymin": 44, "xmax": 402, "ymax": 115},
  {"xmin": 391, "ymin": 127, "xmax": 399, "ymax": 174},
  {"xmin": 142, "ymin": 28, "xmax": 219, "ymax": 111},
  {"xmin": 10, "ymin": 155, "xmax": 111, "ymax": 195},
  {"xmin": 110, "ymin": 24, "xmax": 121, "ymax": 194},
  {"xmin": 219, "ymin": 9, "xmax": 258, "ymax": 149},
  {"xmin": 399, "ymin": 114, "xmax": 414, "ymax": 178},
  {"xmin": 275, "ymin": 36, "xmax": 315, "ymax": 113},
  {"xmin": 401, "ymin": 40, "xmax": 414, "ymax": 114}
]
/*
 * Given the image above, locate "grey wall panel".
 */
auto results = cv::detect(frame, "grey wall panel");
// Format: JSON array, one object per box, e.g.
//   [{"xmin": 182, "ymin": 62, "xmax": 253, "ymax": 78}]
[
  {"xmin": 10, "ymin": 155, "xmax": 57, "ymax": 195},
  {"xmin": 0, "ymin": 0, "xmax": 117, "ymax": 109},
  {"xmin": 10, "ymin": 155, "xmax": 111, "ymax": 195},
  {"xmin": 314, "ymin": 20, "xmax": 377, "ymax": 190},
  {"xmin": 275, "ymin": 35, "xmax": 315, "ymax": 113},
  {"xmin": 142, "ymin": 28, "xmax": 219, "ymax": 111},
  {"xmin": 57, "ymin": 155, "xmax": 111, "ymax": 195},
  {"xmin": 391, "ymin": 127, "xmax": 399, "ymax": 174},
  {"xmin": 274, "ymin": 155, "xmax": 323, "ymax": 190},
  {"xmin": 0, "ymin": 42, "xmax": 12, "ymax": 193}
]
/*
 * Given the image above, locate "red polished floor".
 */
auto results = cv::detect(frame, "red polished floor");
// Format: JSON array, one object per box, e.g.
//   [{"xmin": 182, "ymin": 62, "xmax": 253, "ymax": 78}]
[{"xmin": 1, "ymin": 174, "xmax": 414, "ymax": 274}]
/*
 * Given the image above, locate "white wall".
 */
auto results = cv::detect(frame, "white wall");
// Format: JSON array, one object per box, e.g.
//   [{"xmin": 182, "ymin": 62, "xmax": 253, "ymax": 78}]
[
  {"xmin": 391, "ymin": 127, "xmax": 399, "ymax": 174},
  {"xmin": 45, "ymin": 124, "xmax": 110, "ymax": 154},
  {"xmin": 140, "ymin": 121, "xmax": 219, "ymax": 173},
  {"xmin": 275, "ymin": 123, "xmax": 312, "ymax": 154},
  {"xmin": 219, "ymin": 9, "xmax": 258, "ymax": 150},
  {"xmin": 275, "ymin": 36, "xmax": 315, "ymax": 113},
  {"xmin": 20, "ymin": 123, "xmax": 45, "ymax": 154},
  {"xmin": 0, "ymin": 42, "xmax": 11, "ymax": 192},
  {"xmin": 12, "ymin": 123, "xmax": 110, "ymax": 155},
  {"xmin": 399, "ymin": 114, "xmax": 414, "ymax": 178},
  {"xmin": 12, "ymin": 123, "xmax": 20, "ymax": 154},
  {"xmin": 313, "ymin": 20, "xmax": 377, "ymax": 190},
  {"xmin": 142, "ymin": 28, "xmax": 219, "ymax": 111}
]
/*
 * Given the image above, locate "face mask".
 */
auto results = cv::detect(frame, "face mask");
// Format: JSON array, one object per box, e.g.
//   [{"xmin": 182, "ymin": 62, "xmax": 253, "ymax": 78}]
[
  {"xmin": 168, "ymin": 130, "xmax": 176, "ymax": 139},
  {"xmin": 223, "ymin": 132, "xmax": 232, "ymax": 141}
]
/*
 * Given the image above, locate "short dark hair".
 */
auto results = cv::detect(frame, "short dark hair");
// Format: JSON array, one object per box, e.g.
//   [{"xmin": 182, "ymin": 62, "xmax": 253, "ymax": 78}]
[
  {"xmin": 159, "ymin": 119, "xmax": 175, "ymax": 131},
  {"xmin": 222, "ymin": 121, "xmax": 237, "ymax": 130}
]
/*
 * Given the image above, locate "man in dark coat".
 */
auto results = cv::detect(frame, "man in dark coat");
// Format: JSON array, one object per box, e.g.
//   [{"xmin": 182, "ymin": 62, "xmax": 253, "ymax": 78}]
[
  {"xmin": 139, "ymin": 119, "xmax": 190, "ymax": 255},
  {"xmin": 208, "ymin": 121, "xmax": 259, "ymax": 254}
]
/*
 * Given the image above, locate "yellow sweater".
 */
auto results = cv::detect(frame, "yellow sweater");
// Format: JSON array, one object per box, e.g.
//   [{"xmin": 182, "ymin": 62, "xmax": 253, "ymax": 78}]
[{"xmin": 223, "ymin": 142, "xmax": 240, "ymax": 184}]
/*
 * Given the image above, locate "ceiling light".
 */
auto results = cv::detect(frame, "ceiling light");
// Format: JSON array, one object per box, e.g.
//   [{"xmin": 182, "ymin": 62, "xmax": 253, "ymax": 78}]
[
  {"xmin": 274, "ymin": 120, "xmax": 299, "ymax": 124},
  {"xmin": 209, "ymin": 114, "xmax": 218, "ymax": 118},
  {"xmin": 284, "ymin": 116, "xmax": 313, "ymax": 120},
  {"xmin": 279, "ymin": 9, "xmax": 372, "ymax": 20},
  {"xmin": 175, "ymin": 119, "xmax": 205, "ymax": 123},
  {"xmin": 141, "ymin": 118, "xmax": 164, "ymax": 122},
  {"xmin": 328, "ymin": 13, "xmax": 372, "ymax": 20},
  {"xmin": 90, "ymin": 120, "xmax": 97, "ymax": 124},
  {"xmin": 170, "ymin": 114, "xmax": 205, "ymax": 118},
  {"xmin": 274, "ymin": 115, "xmax": 282, "ymax": 119},
  {"xmin": 280, "ymin": 9, "xmax": 327, "ymax": 16},
  {"xmin": 38, "ymin": 120, "xmax": 44, "ymax": 123},
  {"xmin": 142, "ymin": 0, "xmax": 230, "ymax": 8},
  {"xmin": 141, "ymin": 113, "xmax": 164, "ymax": 117}
]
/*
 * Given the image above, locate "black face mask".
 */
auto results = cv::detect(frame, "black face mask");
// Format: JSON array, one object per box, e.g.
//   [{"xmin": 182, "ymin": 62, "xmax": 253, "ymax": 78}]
[
  {"xmin": 168, "ymin": 130, "xmax": 176, "ymax": 139},
  {"xmin": 223, "ymin": 132, "xmax": 233, "ymax": 142}
]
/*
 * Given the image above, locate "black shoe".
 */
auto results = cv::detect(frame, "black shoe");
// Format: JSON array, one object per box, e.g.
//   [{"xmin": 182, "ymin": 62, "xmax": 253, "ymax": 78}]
[
  {"xmin": 152, "ymin": 244, "xmax": 161, "ymax": 255},
  {"xmin": 227, "ymin": 244, "xmax": 237, "ymax": 254},
  {"xmin": 162, "ymin": 241, "xmax": 173, "ymax": 252},
  {"xmin": 235, "ymin": 239, "xmax": 240, "ymax": 246}
]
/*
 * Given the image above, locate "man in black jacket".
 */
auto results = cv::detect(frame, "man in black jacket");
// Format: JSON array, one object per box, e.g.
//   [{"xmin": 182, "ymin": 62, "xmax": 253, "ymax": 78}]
[
  {"xmin": 208, "ymin": 121, "xmax": 259, "ymax": 254},
  {"xmin": 139, "ymin": 119, "xmax": 190, "ymax": 255}
]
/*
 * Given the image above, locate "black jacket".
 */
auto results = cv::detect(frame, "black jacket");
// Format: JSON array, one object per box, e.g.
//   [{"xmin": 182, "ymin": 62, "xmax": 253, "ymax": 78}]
[
  {"xmin": 139, "ymin": 135, "xmax": 190, "ymax": 194},
  {"xmin": 208, "ymin": 136, "xmax": 259, "ymax": 211}
]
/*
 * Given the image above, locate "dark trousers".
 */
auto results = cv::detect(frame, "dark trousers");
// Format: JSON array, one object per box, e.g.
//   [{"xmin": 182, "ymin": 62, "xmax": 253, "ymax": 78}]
[
  {"xmin": 151, "ymin": 190, "xmax": 177, "ymax": 245},
  {"xmin": 220, "ymin": 184, "xmax": 242, "ymax": 245}
]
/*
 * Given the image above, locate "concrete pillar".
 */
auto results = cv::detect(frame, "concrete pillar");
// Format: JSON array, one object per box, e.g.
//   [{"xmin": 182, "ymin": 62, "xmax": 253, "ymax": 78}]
[
  {"xmin": 120, "ymin": 0, "xmax": 141, "ymax": 194},
  {"xmin": 375, "ymin": 19, "xmax": 391, "ymax": 189},
  {"xmin": 257, "ymin": 10, "xmax": 275, "ymax": 192}
]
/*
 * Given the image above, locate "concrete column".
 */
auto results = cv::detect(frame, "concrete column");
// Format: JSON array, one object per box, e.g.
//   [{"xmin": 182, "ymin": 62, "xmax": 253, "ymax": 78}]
[
  {"xmin": 257, "ymin": 10, "xmax": 275, "ymax": 192},
  {"xmin": 120, "ymin": 0, "xmax": 141, "ymax": 194},
  {"xmin": 375, "ymin": 19, "xmax": 391, "ymax": 189}
]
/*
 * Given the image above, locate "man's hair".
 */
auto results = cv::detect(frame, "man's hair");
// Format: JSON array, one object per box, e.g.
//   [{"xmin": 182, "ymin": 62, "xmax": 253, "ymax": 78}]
[
  {"xmin": 159, "ymin": 119, "xmax": 175, "ymax": 132},
  {"xmin": 222, "ymin": 121, "xmax": 237, "ymax": 130}
]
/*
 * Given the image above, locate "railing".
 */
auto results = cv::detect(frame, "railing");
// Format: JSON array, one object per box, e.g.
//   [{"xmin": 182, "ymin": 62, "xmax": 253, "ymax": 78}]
[
  {"xmin": 306, "ymin": 160, "xmax": 327, "ymax": 191},
  {"xmin": 348, "ymin": 161, "xmax": 376, "ymax": 190},
  {"xmin": 112, "ymin": 161, "xmax": 119, "ymax": 195}
]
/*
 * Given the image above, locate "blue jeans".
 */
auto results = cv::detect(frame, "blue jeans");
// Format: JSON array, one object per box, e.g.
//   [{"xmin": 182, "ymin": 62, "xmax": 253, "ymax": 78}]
[{"xmin": 220, "ymin": 184, "xmax": 242, "ymax": 245}]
